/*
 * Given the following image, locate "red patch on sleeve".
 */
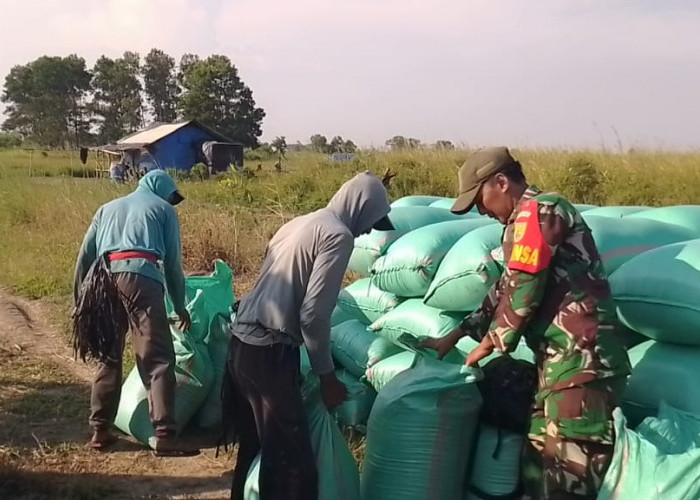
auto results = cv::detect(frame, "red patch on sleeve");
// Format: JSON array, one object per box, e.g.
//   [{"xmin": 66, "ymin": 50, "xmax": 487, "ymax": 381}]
[{"xmin": 507, "ymin": 200, "xmax": 552, "ymax": 273}]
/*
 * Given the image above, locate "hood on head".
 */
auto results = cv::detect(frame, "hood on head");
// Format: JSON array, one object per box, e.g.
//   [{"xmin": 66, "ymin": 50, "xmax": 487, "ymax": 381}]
[
  {"xmin": 327, "ymin": 171, "xmax": 392, "ymax": 237},
  {"xmin": 138, "ymin": 170, "xmax": 182, "ymax": 204}
]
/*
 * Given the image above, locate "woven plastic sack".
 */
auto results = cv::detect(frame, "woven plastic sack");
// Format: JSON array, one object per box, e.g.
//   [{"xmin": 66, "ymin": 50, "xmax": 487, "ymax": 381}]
[
  {"xmin": 610, "ymin": 239, "xmax": 700, "ymax": 345},
  {"xmin": 467, "ymin": 425, "xmax": 525, "ymax": 498},
  {"xmin": 165, "ymin": 260, "xmax": 235, "ymax": 428},
  {"xmin": 361, "ymin": 354, "xmax": 483, "ymax": 500},
  {"xmin": 371, "ymin": 218, "xmax": 496, "ymax": 296},
  {"xmin": 334, "ymin": 369, "xmax": 377, "ymax": 427},
  {"xmin": 627, "ymin": 205, "xmax": 700, "ymax": 235},
  {"xmin": 195, "ymin": 314, "xmax": 231, "ymax": 428},
  {"xmin": 115, "ymin": 290, "xmax": 214, "ymax": 446},
  {"xmin": 573, "ymin": 203, "xmax": 598, "ymax": 212},
  {"xmin": 331, "ymin": 305, "xmax": 355, "ymax": 327},
  {"xmin": 336, "ymin": 278, "xmax": 402, "ymax": 324},
  {"xmin": 581, "ymin": 206, "xmax": 646, "ymax": 218},
  {"xmin": 456, "ymin": 335, "xmax": 536, "ymax": 364},
  {"xmin": 428, "ymin": 197, "xmax": 457, "ymax": 209},
  {"xmin": 424, "ymin": 224, "xmax": 505, "ymax": 311},
  {"xmin": 244, "ymin": 376, "xmax": 360, "ymax": 500},
  {"xmin": 621, "ymin": 340, "xmax": 700, "ymax": 427},
  {"xmin": 390, "ymin": 195, "xmax": 445, "ymax": 207},
  {"xmin": 369, "ymin": 299, "xmax": 464, "ymax": 344},
  {"xmin": 583, "ymin": 216, "xmax": 695, "ymax": 275},
  {"xmin": 364, "ymin": 351, "xmax": 416, "ymax": 392},
  {"xmin": 597, "ymin": 406, "xmax": 700, "ymax": 500},
  {"xmin": 348, "ymin": 207, "xmax": 467, "ymax": 275},
  {"xmin": 330, "ymin": 320, "xmax": 402, "ymax": 378}
]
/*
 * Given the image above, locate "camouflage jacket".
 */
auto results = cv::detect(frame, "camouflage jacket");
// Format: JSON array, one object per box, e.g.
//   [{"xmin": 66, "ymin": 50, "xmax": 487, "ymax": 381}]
[{"xmin": 462, "ymin": 186, "xmax": 630, "ymax": 392}]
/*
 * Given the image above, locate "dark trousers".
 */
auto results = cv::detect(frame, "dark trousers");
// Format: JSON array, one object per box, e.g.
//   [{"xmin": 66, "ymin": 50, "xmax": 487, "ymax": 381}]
[
  {"xmin": 89, "ymin": 272, "xmax": 176, "ymax": 437},
  {"xmin": 226, "ymin": 336, "xmax": 317, "ymax": 500}
]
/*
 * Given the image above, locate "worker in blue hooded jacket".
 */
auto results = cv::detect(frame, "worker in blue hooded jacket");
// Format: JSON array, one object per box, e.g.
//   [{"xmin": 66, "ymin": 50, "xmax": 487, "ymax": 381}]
[{"xmin": 73, "ymin": 169, "xmax": 197, "ymax": 456}]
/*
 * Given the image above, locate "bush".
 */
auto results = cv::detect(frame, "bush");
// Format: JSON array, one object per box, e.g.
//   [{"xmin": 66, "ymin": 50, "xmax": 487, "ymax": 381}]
[
  {"xmin": 0, "ymin": 133, "xmax": 23, "ymax": 148},
  {"xmin": 191, "ymin": 162, "xmax": 210, "ymax": 181},
  {"xmin": 547, "ymin": 155, "xmax": 605, "ymax": 204}
]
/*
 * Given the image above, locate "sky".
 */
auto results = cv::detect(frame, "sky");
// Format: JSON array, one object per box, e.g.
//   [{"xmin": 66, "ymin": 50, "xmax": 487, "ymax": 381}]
[{"xmin": 2, "ymin": 0, "xmax": 700, "ymax": 149}]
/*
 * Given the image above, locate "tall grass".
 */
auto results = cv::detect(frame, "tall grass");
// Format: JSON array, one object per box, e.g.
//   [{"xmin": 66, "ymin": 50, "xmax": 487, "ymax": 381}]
[{"xmin": 1, "ymin": 147, "xmax": 700, "ymax": 303}]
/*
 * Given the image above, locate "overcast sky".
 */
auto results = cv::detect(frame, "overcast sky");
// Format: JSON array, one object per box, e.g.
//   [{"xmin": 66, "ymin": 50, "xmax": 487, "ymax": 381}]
[{"xmin": 2, "ymin": 0, "xmax": 699, "ymax": 149}]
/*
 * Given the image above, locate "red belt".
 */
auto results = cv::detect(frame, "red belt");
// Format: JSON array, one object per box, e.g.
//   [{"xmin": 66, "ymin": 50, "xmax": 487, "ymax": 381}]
[{"xmin": 109, "ymin": 251, "xmax": 158, "ymax": 264}]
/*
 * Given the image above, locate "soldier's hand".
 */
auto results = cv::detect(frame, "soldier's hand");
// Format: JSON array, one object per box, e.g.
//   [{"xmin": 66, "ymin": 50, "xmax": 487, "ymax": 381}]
[
  {"xmin": 466, "ymin": 336, "xmax": 495, "ymax": 367},
  {"xmin": 178, "ymin": 310, "xmax": 192, "ymax": 332},
  {"xmin": 320, "ymin": 372, "xmax": 347, "ymax": 410},
  {"xmin": 419, "ymin": 328, "xmax": 462, "ymax": 360}
]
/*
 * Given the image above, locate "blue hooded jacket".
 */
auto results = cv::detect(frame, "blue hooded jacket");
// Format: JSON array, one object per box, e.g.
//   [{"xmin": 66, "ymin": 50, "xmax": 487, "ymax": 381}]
[{"xmin": 73, "ymin": 170, "xmax": 186, "ymax": 314}]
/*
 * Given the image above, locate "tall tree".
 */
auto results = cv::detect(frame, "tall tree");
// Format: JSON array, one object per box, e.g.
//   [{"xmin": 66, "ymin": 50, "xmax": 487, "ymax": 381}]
[
  {"xmin": 385, "ymin": 135, "xmax": 421, "ymax": 150},
  {"xmin": 142, "ymin": 49, "xmax": 178, "ymax": 123},
  {"xmin": 309, "ymin": 134, "xmax": 329, "ymax": 153},
  {"xmin": 271, "ymin": 136, "xmax": 287, "ymax": 156},
  {"xmin": 329, "ymin": 135, "xmax": 347, "ymax": 153},
  {"xmin": 1, "ymin": 55, "xmax": 92, "ymax": 147},
  {"xmin": 91, "ymin": 51, "xmax": 144, "ymax": 143},
  {"xmin": 178, "ymin": 55, "xmax": 265, "ymax": 147},
  {"xmin": 435, "ymin": 140, "xmax": 455, "ymax": 150}
]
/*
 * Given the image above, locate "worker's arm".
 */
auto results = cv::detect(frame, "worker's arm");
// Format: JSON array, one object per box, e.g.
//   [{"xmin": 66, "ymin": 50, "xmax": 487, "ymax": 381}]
[
  {"xmin": 162, "ymin": 206, "xmax": 187, "ymax": 316},
  {"xmin": 420, "ymin": 250, "xmax": 503, "ymax": 359},
  {"xmin": 299, "ymin": 231, "xmax": 354, "ymax": 376},
  {"xmin": 482, "ymin": 200, "xmax": 568, "ymax": 357},
  {"xmin": 73, "ymin": 210, "xmax": 100, "ymax": 306}
]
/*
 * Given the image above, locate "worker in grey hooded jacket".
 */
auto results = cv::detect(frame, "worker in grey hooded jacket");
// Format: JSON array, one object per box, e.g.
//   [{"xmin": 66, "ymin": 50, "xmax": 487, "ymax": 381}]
[{"xmin": 226, "ymin": 171, "xmax": 394, "ymax": 500}]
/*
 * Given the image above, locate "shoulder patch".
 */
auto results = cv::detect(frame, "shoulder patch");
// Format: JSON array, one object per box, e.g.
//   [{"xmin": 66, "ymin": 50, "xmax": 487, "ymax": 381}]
[{"xmin": 508, "ymin": 200, "xmax": 552, "ymax": 273}]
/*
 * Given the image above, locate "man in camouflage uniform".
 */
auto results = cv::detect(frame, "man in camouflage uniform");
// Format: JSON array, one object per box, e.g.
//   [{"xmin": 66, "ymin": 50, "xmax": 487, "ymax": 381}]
[{"xmin": 423, "ymin": 147, "xmax": 630, "ymax": 499}]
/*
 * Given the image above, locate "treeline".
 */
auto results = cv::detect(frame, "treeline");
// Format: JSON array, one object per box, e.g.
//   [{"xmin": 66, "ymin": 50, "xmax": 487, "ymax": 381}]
[
  {"xmin": 0, "ymin": 50, "xmax": 265, "ymax": 148},
  {"xmin": 252, "ymin": 135, "xmax": 457, "ymax": 158}
]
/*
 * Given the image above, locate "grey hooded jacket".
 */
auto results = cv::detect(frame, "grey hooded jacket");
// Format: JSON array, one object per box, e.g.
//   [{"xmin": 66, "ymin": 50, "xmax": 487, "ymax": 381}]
[{"xmin": 231, "ymin": 171, "xmax": 391, "ymax": 374}]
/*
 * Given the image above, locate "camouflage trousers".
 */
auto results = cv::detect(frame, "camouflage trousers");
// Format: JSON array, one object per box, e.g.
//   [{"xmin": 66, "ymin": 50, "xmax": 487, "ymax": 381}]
[{"xmin": 526, "ymin": 377, "xmax": 626, "ymax": 500}]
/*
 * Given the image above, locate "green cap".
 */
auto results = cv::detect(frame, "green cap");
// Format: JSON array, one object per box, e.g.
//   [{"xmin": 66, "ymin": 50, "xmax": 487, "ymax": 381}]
[{"xmin": 451, "ymin": 146, "xmax": 518, "ymax": 214}]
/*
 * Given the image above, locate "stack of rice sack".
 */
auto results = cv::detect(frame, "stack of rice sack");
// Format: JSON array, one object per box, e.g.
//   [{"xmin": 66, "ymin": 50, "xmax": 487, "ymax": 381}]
[
  {"xmin": 331, "ymin": 196, "xmax": 700, "ymax": 498},
  {"xmin": 605, "ymin": 206, "xmax": 700, "ymax": 427}
]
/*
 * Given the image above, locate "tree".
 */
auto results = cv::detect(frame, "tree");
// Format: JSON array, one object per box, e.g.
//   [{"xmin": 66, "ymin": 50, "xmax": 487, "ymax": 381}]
[
  {"xmin": 344, "ymin": 139, "xmax": 357, "ymax": 153},
  {"xmin": 177, "ymin": 53, "xmax": 200, "ymax": 87},
  {"xmin": 435, "ymin": 140, "xmax": 455, "ymax": 150},
  {"xmin": 178, "ymin": 55, "xmax": 265, "ymax": 147},
  {"xmin": 1, "ymin": 55, "xmax": 92, "ymax": 147},
  {"xmin": 271, "ymin": 136, "xmax": 287, "ymax": 156},
  {"xmin": 91, "ymin": 52, "xmax": 144, "ymax": 143},
  {"xmin": 328, "ymin": 135, "xmax": 347, "ymax": 153},
  {"xmin": 142, "ymin": 49, "xmax": 178, "ymax": 122},
  {"xmin": 310, "ymin": 134, "xmax": 328, "ymax": 153},
  {"xmin": 385, "ymin": 135, "xmax": 421, "ymax": 150}
]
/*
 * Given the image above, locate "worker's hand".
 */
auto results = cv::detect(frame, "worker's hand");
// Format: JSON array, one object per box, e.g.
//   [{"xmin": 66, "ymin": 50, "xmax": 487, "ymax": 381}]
[
  {"xmin": 465, "ymin": 337, "xmax": 495, "ymax": 367},
  {"xmin": 418, "ymin": 326, "xmax": 463, "ymax": 360},
  {"xmin": 319, "ymin": 372, "xmax": 347, "ymax": 410},
  {"xmin": 178, "ymin": 310, "xmax": 192, "ymax": 332}
]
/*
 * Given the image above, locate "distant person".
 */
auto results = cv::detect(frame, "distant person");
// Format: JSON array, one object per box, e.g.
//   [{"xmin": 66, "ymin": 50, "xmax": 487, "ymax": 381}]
[
  {"xmin": 109, "ymin": 160, "xmax": 125, "ymax": 184},
  {"xmin": 422, "ymin": 147, "xmax": 631, "ymax": 499},
  {"xmin": 224, "ymin": 171, "xmax": 395, "ymax": 500},
  {"xmin": 73, "ymin": 170, "xmax": 197, "ymax": 457}
]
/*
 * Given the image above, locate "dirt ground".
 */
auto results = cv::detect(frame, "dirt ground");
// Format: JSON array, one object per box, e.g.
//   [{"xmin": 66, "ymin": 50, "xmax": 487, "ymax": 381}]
[{"xmin": 0, "ymin": 288, "xmax": 234, "ymax": 500}]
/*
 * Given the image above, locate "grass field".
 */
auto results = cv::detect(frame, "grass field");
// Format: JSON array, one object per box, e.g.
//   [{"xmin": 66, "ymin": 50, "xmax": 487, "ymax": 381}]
[{"xmin": 3, "ymin": 146, "xmax": 700, "ymax": 304}]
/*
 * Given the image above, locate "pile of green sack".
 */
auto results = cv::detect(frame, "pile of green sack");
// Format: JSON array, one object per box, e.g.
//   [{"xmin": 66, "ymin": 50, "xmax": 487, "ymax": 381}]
[{"xmin": 331, "ymin": 196, "xmax": 700, "ymax": 499}]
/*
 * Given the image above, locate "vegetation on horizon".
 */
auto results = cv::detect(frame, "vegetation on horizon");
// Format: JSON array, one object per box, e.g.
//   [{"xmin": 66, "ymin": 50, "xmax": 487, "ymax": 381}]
[{"xmin": 2, "ymin": 147, "xmax": 700, "ymax": 303}]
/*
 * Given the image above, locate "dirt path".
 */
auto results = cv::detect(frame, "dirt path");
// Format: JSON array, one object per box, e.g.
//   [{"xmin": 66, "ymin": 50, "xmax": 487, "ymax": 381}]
[{"xmin": 0, "ymin": 288, "xmax": 234, "ymax": 500}]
